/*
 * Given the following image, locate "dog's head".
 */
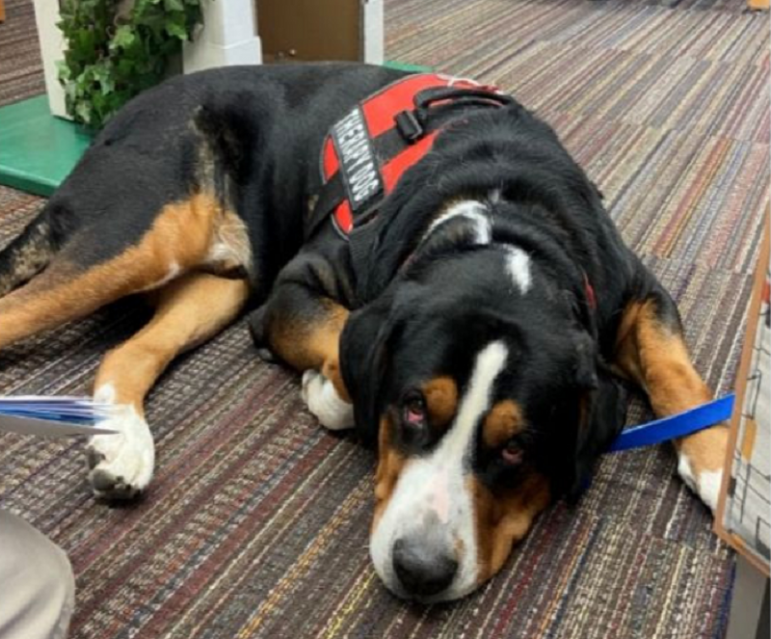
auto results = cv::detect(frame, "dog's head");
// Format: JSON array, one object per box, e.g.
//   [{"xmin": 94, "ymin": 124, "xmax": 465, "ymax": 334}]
[{"xmin": 340, "ymin": 209, "xmax": 626, "ymax": 601}]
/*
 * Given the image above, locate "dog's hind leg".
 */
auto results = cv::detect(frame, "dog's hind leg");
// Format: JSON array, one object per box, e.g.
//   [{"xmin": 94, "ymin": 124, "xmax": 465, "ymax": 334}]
[
  {"xmin": 87, "ymin": 272, "xmax": 250, "ymax": 499},
  {"xmin": 0, "ymin": 192, "xmax": 236, "ymax": 349},
  {"xmin": 614, "ymin": 291, "xmax": 728, "ymax": 512}
]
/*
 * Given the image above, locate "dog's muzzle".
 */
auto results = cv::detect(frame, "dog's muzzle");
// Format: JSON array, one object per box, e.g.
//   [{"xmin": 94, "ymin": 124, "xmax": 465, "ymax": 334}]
[{"xmin": 392, "ymin": 522, "xmax": 459, "ymax": 598}]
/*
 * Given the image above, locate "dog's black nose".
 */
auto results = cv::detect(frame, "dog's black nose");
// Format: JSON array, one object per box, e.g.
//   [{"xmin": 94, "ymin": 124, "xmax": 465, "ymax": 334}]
[{"xmin": 392, "ymin": 537, "xmax": 458, "ymax": 598}]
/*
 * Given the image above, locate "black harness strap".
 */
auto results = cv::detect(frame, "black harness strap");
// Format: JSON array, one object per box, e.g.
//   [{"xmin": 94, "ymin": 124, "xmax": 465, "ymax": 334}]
[{"xmin": 305, "ymin": 85, "xmax": 515, "ymax": 243}]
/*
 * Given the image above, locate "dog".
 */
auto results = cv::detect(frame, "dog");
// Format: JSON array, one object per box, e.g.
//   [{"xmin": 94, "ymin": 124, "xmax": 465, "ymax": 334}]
[{"xmin": 0, "ymin": 63, "xmax": 728, "ymax": 602}]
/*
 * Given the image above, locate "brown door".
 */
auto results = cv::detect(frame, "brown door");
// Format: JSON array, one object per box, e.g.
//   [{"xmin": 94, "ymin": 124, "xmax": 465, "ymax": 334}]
[{"xmin": 257, "ymin": 0, "xmax": 361, "ymax": 62}]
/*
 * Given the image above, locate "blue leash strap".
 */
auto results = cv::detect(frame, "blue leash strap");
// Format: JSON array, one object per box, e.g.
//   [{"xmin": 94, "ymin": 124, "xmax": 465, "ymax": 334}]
[{"xmin": 609, "ymin": 394, "xmax": 735, "ymax": 452}]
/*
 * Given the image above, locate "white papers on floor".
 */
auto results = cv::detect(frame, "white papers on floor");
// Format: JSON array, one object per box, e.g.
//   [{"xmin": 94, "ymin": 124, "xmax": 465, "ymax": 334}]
[{"xmin": 0, "ymin": 396, "xmax": 117, "ymax": 437}]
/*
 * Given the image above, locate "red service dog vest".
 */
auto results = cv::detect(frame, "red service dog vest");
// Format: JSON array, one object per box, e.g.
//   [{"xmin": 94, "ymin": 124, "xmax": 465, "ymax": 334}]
[{"xmin": 309, "ymin": 74, "xmax": 511, "ymax": 239}]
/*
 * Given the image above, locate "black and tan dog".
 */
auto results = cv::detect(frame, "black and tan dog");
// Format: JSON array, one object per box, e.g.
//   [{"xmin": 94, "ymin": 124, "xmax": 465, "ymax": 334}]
[{"xmin": 0, "ymin": 63, "xmax": 728, "ymax": 601}]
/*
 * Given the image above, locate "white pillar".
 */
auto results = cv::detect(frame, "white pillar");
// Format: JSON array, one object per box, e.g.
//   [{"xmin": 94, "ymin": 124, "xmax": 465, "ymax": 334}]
[
  {"xmin": 32, "ymin": 0, "xmax": 68, "ymax": 118},
  {"xmin": 33, "ymin": 0, "xmax": 262, "ymax": 120},
  {"xmin": 362, "ymin": 0, "xmax": 384, "ymax": 64},
  {"xmin": 183, "ymin": 0, "xmax": 262, "ymax": 73}
]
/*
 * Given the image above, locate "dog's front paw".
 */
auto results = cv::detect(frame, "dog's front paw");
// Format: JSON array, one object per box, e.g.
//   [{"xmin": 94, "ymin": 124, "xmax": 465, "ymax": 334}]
[
  {"xmin": 86, "ymin": 404, "xmax": 155, "ymax": 500},
  {"xmin": 678, "ymin": 456, "xmax": 723, "ymax": 512},
  {"xmin": 301, "ymin": 369, "xmax": 354, "ymax": 430},
  {"xmin": 676, "ymin": 425, "xmax": 729, "ymax": 513}
]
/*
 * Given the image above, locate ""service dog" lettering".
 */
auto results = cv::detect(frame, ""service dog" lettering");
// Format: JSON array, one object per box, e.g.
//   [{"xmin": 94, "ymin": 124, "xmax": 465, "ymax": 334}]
[{"xmin": 332, "ymin": 107, "xmax": 383, "ymax": 212}]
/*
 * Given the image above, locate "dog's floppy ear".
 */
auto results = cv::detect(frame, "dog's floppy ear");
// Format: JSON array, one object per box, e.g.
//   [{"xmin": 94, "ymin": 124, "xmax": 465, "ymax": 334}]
[
  {"xmin": 339, "ymin": 296, "xmax": 398, "ymax": 446},
  {"xmin": 566, "ymin": 331, "xmax": 627, "ymax": 499}
]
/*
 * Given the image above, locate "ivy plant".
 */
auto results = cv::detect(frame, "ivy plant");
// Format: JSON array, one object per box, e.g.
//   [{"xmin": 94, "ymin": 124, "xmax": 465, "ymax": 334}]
[{"xmin": 57, "ymin": 0, "xmax": 204, "ymax": 129}]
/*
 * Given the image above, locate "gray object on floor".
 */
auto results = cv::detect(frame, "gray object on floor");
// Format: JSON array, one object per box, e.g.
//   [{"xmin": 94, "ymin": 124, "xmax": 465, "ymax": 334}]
[
  {"xmin": 726, "ymin": 555, "xmax": 770, "ymax": 639},
  {"xmin": 0, "ymin": 510, "xmax": 75, "ymax": 639}
]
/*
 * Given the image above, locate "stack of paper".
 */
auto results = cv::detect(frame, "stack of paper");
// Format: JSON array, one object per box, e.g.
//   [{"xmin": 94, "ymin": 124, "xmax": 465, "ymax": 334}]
[{"xmin": 0, "ymin": 397, "xmax": 117, "ymax": 437}]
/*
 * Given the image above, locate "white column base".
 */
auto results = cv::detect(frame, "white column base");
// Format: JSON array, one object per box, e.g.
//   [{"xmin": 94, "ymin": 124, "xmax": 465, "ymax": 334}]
[
  {"xmin": 362, "ymin": 0, "xmax": 384, "ymax": 64},
  {"xmin": 182, "ymin": 0, "xmax": 262, "ymax": 73},
  {"xmin": 32, "ymin": 0, "xmax": 68, "ymax": 118},
  {"xmin": 183, "ymin": 36, "xmax": 262, "ymax": 74}
]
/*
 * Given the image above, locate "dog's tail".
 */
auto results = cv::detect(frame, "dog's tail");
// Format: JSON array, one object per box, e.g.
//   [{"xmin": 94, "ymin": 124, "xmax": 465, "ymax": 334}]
[{"xmin": 0, "ymin": 202, "xmax": 74, "ymax": 297}]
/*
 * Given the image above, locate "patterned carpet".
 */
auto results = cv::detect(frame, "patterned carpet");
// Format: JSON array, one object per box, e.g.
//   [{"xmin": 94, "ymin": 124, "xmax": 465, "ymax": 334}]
[
  {"xmin": 0, "ymin": 0, "xmax": 45, "ymax": 107},
  {"xmin": 0, "ymin": 0, "xmax": 768, "ymax": 637}
]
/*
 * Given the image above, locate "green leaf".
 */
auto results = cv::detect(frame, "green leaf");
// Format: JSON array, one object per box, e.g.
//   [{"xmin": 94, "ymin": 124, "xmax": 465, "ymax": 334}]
[
  {"xmin": 57, "ymin": 0, "xmax": 204, "ymax": 128},
  {"xmin": 56, "ymin": 60, "xmax": 72, "ymax": 82},
  {"xmin": 75, "ymin": 100, "xmax": 93, "ymax": 125},
  {"xmin": 166, "ymin": 21, "xmax": 188, "ymax": 40},
  {"xmin": 111, "ymin": 25, "xmax": 136, "ymax": 49}
]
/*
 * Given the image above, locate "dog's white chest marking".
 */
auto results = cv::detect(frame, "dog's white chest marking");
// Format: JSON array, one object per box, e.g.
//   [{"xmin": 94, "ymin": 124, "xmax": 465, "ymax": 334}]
[
  {"xmin": 423, "ymin": 199, "xmax": 533, "ymax": 297},
  {"xmin": 502, "ymin": 246, "xmax": 532, "ymax": 294},
  {"xmin": 425, "ymin": 201, "xmax": 492, "ymax": 246}
]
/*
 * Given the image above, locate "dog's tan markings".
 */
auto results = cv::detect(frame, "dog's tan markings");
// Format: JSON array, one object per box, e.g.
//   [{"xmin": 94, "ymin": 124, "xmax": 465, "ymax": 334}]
[
  {"xmin": 614, "ymin": 299, "xmax": 728, "ymax": 476},
  {"xmin": 95, "ymin": 273, "xmax": 250, "ymax": 408},
  {"xmin": 422, "ymin": 376, "xmax": 458, "ymax": 432},
  {"xmin": 206, "ymin": 208, "xmax": 253, "ymax": 277},
  {"xmin": 86, "ymin": 272, "xmax": 249, "ymax": 497},
  {"xmin": 268, "ymin": 300, "xmax": 351, "ymax": 401},
  {"xmin": 482, "ymin": 400, "xmax": 525, "ymax": 449},
  {"xmin": 471, "ymin": 472, "xmax": 551, "ymax": 583},
  {"xmin": 0, "ymin": 192, "xmax": 251, "ymax": 349},
  {"xmin": 372, "ymin": 415, "xmax": 407, "ymax": 533}
]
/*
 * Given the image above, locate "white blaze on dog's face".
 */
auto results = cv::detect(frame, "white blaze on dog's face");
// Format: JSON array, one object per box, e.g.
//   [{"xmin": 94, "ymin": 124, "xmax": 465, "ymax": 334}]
[
  {"xmin": 341, "ymin": 223, "xmax": 625, "ymax": 602},
  {"xmin": 370, "ymin": 341, "xmax": 551, "ymax": 602}
]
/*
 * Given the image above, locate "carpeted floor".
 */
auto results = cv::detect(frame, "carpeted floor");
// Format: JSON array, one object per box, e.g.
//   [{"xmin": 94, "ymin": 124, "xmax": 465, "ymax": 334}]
[
  {"xmin": 0, "ymin": 0, "xmax": 45, "ymax": 106},
  {"xmin": 0, "ymin": 0, "xmax": 768, "ymax": 637}
]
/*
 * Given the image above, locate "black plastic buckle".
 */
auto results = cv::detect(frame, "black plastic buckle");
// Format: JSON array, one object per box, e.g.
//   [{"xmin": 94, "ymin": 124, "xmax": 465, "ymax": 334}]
[{"xmin": 395, "ymin": 110, "xmax": 424, "ymax": 142}]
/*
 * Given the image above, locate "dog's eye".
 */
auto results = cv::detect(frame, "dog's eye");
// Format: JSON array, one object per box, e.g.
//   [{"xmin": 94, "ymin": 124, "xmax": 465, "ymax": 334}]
[
  {"xmin": 401, "ymin": 392, "xmax": 427, "ymax": 427},
  {"xmin": 501, "ymin": 439, "xmax": 523, "ymax": 465}
]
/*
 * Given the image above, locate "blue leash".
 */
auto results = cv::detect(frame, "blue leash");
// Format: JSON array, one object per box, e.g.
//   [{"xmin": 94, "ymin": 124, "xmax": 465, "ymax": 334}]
[{"xmin": 609, "ymin": 394, "xmax": 735, "ymax": 452}]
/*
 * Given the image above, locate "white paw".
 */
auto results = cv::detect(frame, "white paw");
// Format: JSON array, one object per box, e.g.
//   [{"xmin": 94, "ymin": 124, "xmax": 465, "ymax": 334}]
[
  {"xmin": 677, "ymin": 455, "xmax": 722, "ymax": 513},
  {"xmin": 301, "ymin": 369, "xmax": 354, "ymax": 431},
  {"xmin": 677, "ymin": 455, "xmax": 698, "ymax": 493},
  {"xmin": 86, "ymin": 404, "xmax": 155, "ymax": 500},
  {"xmin": 696, "ymin": 469, "xmax": 722, "ymax": 513}
]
